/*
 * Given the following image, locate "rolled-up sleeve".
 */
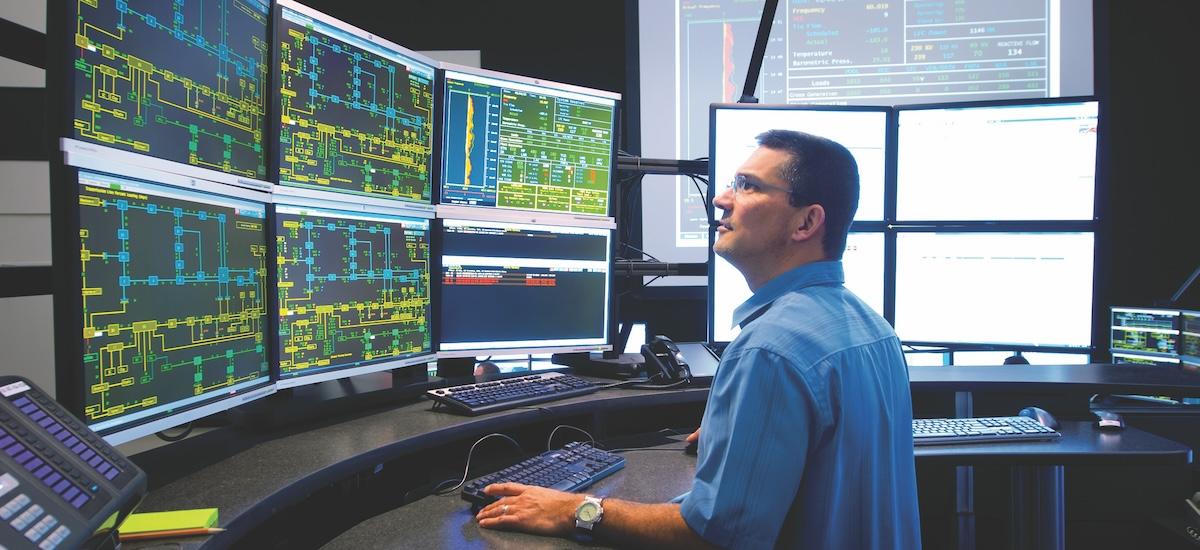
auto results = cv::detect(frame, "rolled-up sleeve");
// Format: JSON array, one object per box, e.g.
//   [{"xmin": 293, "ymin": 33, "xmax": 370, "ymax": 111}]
[{"xmin": 680, "ymin": 347, "xmax": 823, "ymax": 549}]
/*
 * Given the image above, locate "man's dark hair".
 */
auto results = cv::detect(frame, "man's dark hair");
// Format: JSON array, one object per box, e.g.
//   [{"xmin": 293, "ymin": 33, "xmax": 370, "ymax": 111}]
[{"xmin": 755, "ymin": 129, "xmax": 859, "ymax": 259}]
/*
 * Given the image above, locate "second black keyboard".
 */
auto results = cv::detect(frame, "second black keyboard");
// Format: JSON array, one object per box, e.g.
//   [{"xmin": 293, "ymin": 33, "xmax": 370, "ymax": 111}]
[
  {"xmin": 426, "ymin": 372, "xmax": 599, "ymax": 415},
  {"xmin": 912, "ymin": 416, "xmax": 1061, "ymax": 446},
  {"xmin": 461, "ymin": 442, "xmax": 625, "ymax": 506}
]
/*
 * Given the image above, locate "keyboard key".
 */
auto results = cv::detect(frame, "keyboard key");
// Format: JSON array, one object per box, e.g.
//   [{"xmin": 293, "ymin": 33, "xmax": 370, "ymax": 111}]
[{"xmin": 70, "ymin": 493, "xmax": 89, "ymax": 509}]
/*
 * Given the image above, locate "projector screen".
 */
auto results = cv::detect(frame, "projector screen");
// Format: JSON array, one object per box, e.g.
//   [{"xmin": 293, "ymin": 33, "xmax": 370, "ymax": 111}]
[{"xmin": 639, "ymin": 0, "xmax": 1095, "ymax": 278}]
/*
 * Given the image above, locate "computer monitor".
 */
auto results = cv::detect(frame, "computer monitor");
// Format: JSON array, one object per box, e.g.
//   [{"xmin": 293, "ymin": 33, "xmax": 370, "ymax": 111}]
[
  {"xmin": 1109, "ymin": 307, "xmax": 1180, "ymax": 360},
  {"xmin": 894, "ymin": 232, "xmax": 1094, "ymax": 347},
  {"xmin": 710, "ymin": 232, "xmax": 885, "ymax": 343},
  {"xmin": 709, "ymin": 104, "xmax": 889, "ymax": 222},
  {"xmin": 51, "ymin": 154, "xmax": 274, "ymax": 445},
  {"xmin": 1180, "ymin": 310, "xmax": 1200, "ymax": 370},
  {"xmin": 59, "ymin": 0, "xmax": 271, "ymax": 188},
  {"xmin": 273, "ymin": 0, "xmax": 437, "ymax": 203},
  {"xmin": 272, "ymin": 200, "xmax": 434, "ymax": 388},
  {"xmin": 896, "ymin": 98, "xmax": 1098, "ymax": 221},
  {"xmin": 437, "ymin": 212, "xmax": 614, "ymax": 357},
  {"xmin": 439, "ymin": 65, "xmax": 620, "ymax": 216}
]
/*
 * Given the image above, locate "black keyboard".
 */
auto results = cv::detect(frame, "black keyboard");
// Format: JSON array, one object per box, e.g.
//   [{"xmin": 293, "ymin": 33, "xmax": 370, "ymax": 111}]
[
  {"xmin": 912, "ymin": 416, "xmax": 1061, "ymax": 446},
  {"xmin": 461, "ymin": 442, "xmax": 625, "ymax": 506},
  {"xmin": 426, "ymin": 372, "xmax": 599, "ymax": 415}
]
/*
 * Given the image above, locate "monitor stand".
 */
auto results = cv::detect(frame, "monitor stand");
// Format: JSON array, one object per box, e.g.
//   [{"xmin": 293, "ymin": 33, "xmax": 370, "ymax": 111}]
[
  {"xmin": 552, "ymin": 352, "xmax": 645, "ymax": 380},
  {"xmin": 232, "ymin": 367, "xmax": 433, "ymax": 431}
]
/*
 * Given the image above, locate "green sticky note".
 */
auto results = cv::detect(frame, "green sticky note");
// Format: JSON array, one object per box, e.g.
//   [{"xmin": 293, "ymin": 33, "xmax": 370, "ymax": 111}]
[{"xmin": 119, "ymin": 508, "xmax": 219, "ymax": 534}]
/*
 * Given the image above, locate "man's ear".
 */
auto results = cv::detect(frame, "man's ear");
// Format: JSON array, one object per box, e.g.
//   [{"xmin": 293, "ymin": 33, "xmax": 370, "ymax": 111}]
[{"xmin": 792, "ymin": 204, "xmax": 826, "ymax": 243}]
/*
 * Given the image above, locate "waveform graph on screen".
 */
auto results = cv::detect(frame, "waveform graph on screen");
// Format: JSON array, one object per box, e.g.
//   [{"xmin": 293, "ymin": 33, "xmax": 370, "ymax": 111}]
[
  {"xmin": 71, "ymin": 0, "xmax": 269, "ymax": 179},
  {"xmin": 443, "ymin": 84, "xmax": 496, "ymax": 206},
  {"xmin": 495, "ymin": 90, "xmax": 613, "ymax": 216},
  {"xmin": 274, "ymin": 208, "xmax": 431, "ymax": 378},
  {"xmin": 77, "ymin": 173, "xmax": 269, "ymax": 424},
  {"xmin": 276, "ymin": 11, "xmax": 434, "ymax": 202}
]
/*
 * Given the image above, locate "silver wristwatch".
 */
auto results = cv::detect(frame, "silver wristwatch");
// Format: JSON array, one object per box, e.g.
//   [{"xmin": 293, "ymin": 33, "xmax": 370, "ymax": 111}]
[{"xmin": 574, "ymin": 495, "xmax": 605, "ymax": 531}]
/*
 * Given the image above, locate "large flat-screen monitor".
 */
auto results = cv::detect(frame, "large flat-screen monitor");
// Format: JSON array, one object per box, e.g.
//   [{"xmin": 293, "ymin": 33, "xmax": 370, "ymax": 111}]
[
  {"xmin": 437, "ymin": 211, "xmax": 614, "ymax": 357},
  {"xmin": 272, "ymin": 200, "xmax": 434, "ymax": 389},
  {"xmin": 52, "ymin": 154, "xmax": 275, "ymax": 445},
  {"xmin": 1109, "ymin": 307, "xmax": 1180, "ymax": 360},
  {"xmin": 710, "ymin": 232, "xmax": 884, "ymax": 342},
  {"xmin": 59, "ymin": 0, "xmax": 271, "ymax": 188},
  {"xmin": 638, "ymin": 0, "xmax": 1096, "ymax": 268},
  {"xmin": 1181, "ymin": 310, "xmax": 1200, "ymax": 370},
  {"xmin": 893, "ymin": 232, "xmax": 1094, "ymax": 347},
  {"xmin": 273, "ymin": 0, "xmax": 437, "ymax": 204},
  {"xmin": 439, "ymin": 65, "xmax": 620, "ymax": 217},
  {"xmin": 897, "ymin": 98, "xmax": 1098, "ymax": 221}
]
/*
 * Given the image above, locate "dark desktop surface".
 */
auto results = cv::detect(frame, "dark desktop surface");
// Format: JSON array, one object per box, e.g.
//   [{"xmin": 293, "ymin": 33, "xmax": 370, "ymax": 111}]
[
  {"xmin": 122, "ymin": 365, "xmax": 1199, "ymax": 548},
  {"xmin": 909, "ymin": 364, "xmax": 1200, "ymax": 395}
]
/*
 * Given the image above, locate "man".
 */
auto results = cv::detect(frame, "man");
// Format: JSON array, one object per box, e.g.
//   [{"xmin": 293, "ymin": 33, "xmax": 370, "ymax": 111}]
[{"xmin": 475, "ymin": 130, "xmax": 921, "ymax": 549}]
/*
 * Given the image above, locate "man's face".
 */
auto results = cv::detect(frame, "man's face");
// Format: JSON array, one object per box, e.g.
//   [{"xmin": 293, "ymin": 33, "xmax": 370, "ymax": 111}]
[{"xmin": 712, "ymin": 146, "xmax": 804, "ymax": 269}]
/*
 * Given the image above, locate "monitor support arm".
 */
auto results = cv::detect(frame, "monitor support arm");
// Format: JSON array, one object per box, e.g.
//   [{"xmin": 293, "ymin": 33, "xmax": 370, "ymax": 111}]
[
  {"xmin": 1168, "ymin": 263, "xmax": 1200, "ymax": 305},
  {"xmin": 739, "ymin": 0, "xmax": 781, "ymax": 104}
]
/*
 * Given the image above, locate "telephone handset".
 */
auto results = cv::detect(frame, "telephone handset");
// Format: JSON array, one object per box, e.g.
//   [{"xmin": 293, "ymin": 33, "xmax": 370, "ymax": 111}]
[{"xmin": 641, "ymin": 335, "xmax": 693, "ymax": 382}]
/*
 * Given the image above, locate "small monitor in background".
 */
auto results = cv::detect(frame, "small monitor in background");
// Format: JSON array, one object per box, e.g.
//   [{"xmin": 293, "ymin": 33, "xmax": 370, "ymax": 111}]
[
  {"xmin": 1179, "ymin": 310, "xmax": 1200, "ymax": 371},
  {"xmin": 1110, "ymin": 307, "xmax": 1181, "ymax": 360}
]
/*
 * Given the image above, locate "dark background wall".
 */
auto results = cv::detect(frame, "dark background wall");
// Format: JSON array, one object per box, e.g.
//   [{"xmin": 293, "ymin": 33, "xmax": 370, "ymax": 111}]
[{"xmin": 301, "ymin": 0, "xmax": 1200, "ymax": 356}]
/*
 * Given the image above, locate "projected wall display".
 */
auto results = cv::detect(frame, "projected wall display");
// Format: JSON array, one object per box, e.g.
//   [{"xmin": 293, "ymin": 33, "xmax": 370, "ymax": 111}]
[
  {"xmin": 76, "ymin": 170, "xmax": 269, "ymax": 432},
  {"xmin": 638, "ymin": 0, "xmax": 1095, "ymax": 265},
  {"xmin": 275, "ymin": 3, "xmax": 435, "ymax": 202},
  {"xmin": 70, "ymin": 0, "xmax": 270, "ymax": 179},
  {"xmin": 894, "ymin": 232, "xmax": 1094, "ymax": 347}
]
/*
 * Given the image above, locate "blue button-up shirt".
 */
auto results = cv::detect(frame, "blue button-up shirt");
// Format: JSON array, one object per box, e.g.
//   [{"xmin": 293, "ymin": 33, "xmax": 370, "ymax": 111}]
[{"xmin": 679, "ymin": 261, "xmax": 921, "ymax": 549}]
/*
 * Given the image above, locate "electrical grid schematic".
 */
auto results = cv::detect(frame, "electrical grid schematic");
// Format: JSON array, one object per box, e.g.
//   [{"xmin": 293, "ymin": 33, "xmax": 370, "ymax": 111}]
[
  {"xmin": 276, "ymin": 6, "xmax": 435, "ymax": 202},
  {"xmin": 71, "ymin": 0, "xmax": 270, "ymax": 179},
  {"xmin": 77, "ymin": 171, "xmax": 269, "ymax": 427},
  {"xmin": 274, "ymin": 206, "xmax": 431, "ymax": 378}
]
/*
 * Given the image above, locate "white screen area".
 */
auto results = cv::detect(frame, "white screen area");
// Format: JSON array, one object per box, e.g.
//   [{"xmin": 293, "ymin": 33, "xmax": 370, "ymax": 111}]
[
  {"xmin": 712, "ymin": 232, "xmax": 884, "ymax": 342},
  {"xmin": 711, "ymin": 107, "xmax": 887, "ymax": 223},
  {"xmin": 639, "ymin": 0, "xmax": 1095, "ymax": 267},
  {"xmin": 904, "ymin": 350, "xmax": 1090, "ymax": 366},
  {"xmin": 894, "ymin": 232, "xmax": 1094, "ymax": 346},
  {"xmin": 897, "ymin": 101, "xmax": 1097, "ymax": 221}
]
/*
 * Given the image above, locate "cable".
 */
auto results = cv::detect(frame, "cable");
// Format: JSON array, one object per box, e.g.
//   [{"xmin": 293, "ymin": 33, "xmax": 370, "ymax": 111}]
[
  {"xmin": 618, "ymin": 242, "xmax": 662, "ymax": 263},
  {"xmin": 432, "ymin": 433, "xmax": 524, "ymax": 496},
  {"xmin": 599, "ymin": 373, "xmax": 664, "ymax": 389},
  {"xmin": 622, "ymin": 378, "xmax": 694, "ymax": 391},
  {"xmin": 546, "ymin": 425, "xmax": 597, "ymax": 451}
]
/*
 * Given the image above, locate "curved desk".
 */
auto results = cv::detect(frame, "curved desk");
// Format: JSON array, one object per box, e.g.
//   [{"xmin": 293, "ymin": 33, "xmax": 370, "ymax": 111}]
[{"xmin": 124, "ymin": 364, "xmax": 1200, "ymax": 549}]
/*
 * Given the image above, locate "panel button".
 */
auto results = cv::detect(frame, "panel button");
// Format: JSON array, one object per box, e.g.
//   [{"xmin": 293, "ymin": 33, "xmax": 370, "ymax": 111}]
[
  {"xmin": 61, "ymin": 487, "xmax": 79, "ymax": 501},
  {"xmin": 52, "ymin": 479, "xmax": 71, "ymax": 495},
  {"xmin": 69, "ymin": 493, "xmax": 89, "ymax": 509},
  {"xmin": 0, "ymin": 473, "xmax": 19, "ymax": 499}
]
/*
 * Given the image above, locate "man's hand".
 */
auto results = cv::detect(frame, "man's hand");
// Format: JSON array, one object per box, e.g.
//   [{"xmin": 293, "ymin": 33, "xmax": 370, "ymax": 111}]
[
  {"xmin": 475, "ymin": 483, "xmax": 584, "ymax": 536},
  {"xmin": 686, "ymin": 427, "xmax": 701, "ymax": 444}
]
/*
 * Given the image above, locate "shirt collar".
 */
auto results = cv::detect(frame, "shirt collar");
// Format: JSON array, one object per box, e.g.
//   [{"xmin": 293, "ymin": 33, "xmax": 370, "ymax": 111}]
[{"xmin": 731, "ymin": 260, "xmax": 845, "ymax": 329}]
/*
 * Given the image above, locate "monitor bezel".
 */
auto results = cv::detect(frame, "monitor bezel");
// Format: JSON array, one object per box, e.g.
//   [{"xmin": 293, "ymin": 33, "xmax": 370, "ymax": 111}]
[
  {"xmin": 705, "ymin": 103, "xmax": 892, "ymax": 344},
  {"xmin": 437, "ymin": 63, "xmax": 622, "ymax": 219},
  {"xmin": 268, "ymin": 194, "xmax": 437, "ymax": 390},
  {"xmin": 51, "ymin": 153, "xmax": 277, "ymax": 446},
  {"xmin": 270, "ymin": 0, "xmax": 441, "ymax": 205},
  {"xmin": 435, "ymin": 208, "xmax": 616, "ymax": 359}
]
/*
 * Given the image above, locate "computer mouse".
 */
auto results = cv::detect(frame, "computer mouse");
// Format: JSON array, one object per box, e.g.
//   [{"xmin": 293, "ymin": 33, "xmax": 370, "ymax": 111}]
[
  {"xmin": 1093, "ymin": 409, "xmax": 1125, "ymax": 431},
  {"xmin": 684, "ymin": 439, "xmax": 698, "ymax": 456},
  {"xmin": 1018, "ymin": 406, "xmax": 1059, "ymax": 429}
]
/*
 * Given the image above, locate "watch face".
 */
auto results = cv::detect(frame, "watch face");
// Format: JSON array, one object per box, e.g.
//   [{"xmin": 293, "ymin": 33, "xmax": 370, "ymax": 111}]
[{"xmin": 577, "ymin": 502, "xmax": 601, "ymax": 522}]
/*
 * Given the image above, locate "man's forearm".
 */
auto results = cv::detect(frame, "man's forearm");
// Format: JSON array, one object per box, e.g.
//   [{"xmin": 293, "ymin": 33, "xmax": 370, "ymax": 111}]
[{"xmin": 594, "ymin": 499, "xmax": 717, "ymax": 549}]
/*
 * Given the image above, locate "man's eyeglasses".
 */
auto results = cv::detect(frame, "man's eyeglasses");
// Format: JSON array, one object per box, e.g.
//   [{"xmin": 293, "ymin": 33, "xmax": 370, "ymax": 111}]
[{"xmin": 730, "ymin": 174, "xmax": 793, "ymax": 197}]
